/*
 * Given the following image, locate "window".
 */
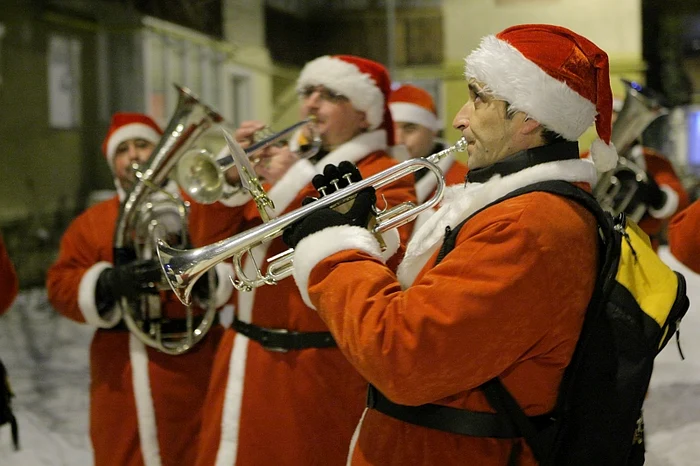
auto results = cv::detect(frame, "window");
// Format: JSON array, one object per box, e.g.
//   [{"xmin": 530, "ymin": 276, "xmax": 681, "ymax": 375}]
[
  {"xmin": 48, "ymin": 34, "xmax": 82, "ymax": 129},
  {"xmin": 230, "ymin": 71, "xmax": 252, "ymax": 128},
  {"xmin": 688, "ymin": 108, "xmax": 700, "ymax": 171}
]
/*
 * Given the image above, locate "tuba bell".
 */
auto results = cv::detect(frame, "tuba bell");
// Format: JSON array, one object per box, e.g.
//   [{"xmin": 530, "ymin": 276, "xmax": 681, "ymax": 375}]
[
  {"xmin": 114, "ymin": 84, "xmax": 223, "ymax": 355},
  {"xmin": 593, "ymin": 79, "xmax": 668, "ymax": 222}
]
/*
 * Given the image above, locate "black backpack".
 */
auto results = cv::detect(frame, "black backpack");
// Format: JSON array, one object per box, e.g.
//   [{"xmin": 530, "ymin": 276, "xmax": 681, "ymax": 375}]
[
  {"xmin": 0, "ymin": 357, "xmax": 19, "ymax": 450},
  {"xmin": 438, "ymin": 180, "xmax": 689, "ymax": 465}
]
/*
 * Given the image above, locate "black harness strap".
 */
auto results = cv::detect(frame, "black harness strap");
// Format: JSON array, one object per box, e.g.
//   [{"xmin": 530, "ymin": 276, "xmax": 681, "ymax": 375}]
[{"xmin": 367, "ymin": 384, "xmax": 553, "ymax": 438}]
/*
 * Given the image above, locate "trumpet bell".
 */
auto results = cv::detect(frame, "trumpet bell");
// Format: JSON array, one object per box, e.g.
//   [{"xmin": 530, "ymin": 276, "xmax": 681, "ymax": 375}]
[{"xmin": 176, "ymin": 148, "xmax": 225, "ymax": 204}]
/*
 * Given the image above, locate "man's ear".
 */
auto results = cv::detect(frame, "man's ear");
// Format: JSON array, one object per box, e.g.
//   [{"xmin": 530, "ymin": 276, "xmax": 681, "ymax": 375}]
[
  {"xmin": 357, "ymin": 110, "xmax": 370, "ymax": 130},
  {"xmin": 520, "ymin": 115, "xmax": 541, "ymax": 135}
]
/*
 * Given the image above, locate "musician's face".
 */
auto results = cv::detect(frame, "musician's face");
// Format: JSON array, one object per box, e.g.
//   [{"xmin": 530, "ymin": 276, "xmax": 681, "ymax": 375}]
[
  {"xmin": 113, "ymin": 138, "xmax": 155, "ymax": 191},
  {"xmin": 394, "ymin": 121, "xmax": 436, "ymax": 159},
  {"xmin": 452, "ymin": 79, "xmax": 529, "ymax": 169},
  {"xmin": 299, "ymin": 85, "xmax": 370, "ymax": 150}
]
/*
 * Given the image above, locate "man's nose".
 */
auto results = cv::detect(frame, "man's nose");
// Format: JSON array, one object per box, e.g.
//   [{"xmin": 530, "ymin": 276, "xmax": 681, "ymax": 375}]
[
  {"xmin": 127, "ymin": 144, "xmax": 144, "ymax": 163},
  {"xmin": 452, "ymin": 107, "xmax": 470, "ymax": 131},
  {"xmin": 304, "ymin": 90, "xmax": 323, "ymax": 108},
  {"xmin": 394, "ymin": 127, "xmax": 405, "ymax": 144}
]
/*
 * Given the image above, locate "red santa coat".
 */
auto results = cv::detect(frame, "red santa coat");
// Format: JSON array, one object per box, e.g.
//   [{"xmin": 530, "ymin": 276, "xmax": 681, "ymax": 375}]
[
  {"xmin": 46, "ymin": 184, "xmax": 242, "ymax": 466},
  {"xmin": 668, "ymin": 199, "xmax": 700, "ymax": 273},
  {"xmin": 0, "ymin": 235, "xmax": 18, "ymax": 314},
  {"xmin": 633, "ymin": 147, "xmax": 689, "ymax": 250},
  {"xmin": 195, "ymin": 130, "xmax": 416, "ymax": 466},
  {"xmin": 290, "ymin": 158, "xmax": 600, "ymax": 465}
]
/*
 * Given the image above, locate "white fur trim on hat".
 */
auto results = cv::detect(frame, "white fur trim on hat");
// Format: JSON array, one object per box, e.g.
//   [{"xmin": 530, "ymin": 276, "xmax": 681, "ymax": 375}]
[
  {"xmin": 297, "ymin": 56, "xmax": 385, "ymax": 130},
  {"xmin": 105, "ymin": 123, "xmax": 162, "ymax": 168},
  {"xmin": 464, "ymin": 35, "xmax": 597, "ymax": 141},
  {"xmin": 389, "ymin": 102, "xmax": 441, "ymax": 131}
]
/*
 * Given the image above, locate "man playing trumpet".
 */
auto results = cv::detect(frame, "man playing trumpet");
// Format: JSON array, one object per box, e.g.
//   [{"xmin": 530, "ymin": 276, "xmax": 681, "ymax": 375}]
[
  {"xmin": 281, "ymin": 25, "xmax": 618, "ymax": 465},
  {"xmin": 195, "ymin": 55, "xmax": 416, "ymax": 466}
]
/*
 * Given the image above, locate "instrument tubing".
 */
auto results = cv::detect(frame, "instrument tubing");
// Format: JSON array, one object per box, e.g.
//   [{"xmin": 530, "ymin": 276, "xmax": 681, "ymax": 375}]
[{"xmin": 105, "ymin": 313, "xmax": 216, "ymax": 334}]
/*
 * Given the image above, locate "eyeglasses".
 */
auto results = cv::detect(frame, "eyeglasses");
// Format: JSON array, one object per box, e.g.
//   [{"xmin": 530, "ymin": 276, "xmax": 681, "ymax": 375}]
[{"xmin": 297, "ymin": 85, "xmax": 348, "ymax": 103}]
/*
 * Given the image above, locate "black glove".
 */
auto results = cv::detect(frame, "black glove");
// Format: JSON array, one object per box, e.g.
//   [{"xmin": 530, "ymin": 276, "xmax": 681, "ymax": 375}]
[
  {"xmin": 639, "ymin": 172, "xmax": 668, "ymax": 211},
  {"xmin": 96, "ymin": 259, "xmax": 163, "ymax": 312},
  {"xmin": 282, "ymin": 162, "xmax": 376, "ymax": 249},
  {"xmin": 192, "ymin": 270, "xmax": 219, "ymax": 305}
]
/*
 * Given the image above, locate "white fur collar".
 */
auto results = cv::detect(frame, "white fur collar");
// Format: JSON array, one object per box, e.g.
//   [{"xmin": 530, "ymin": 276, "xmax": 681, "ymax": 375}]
[
  {"xmin": 266, "ymin": 129, "xmax": 388, "ymax": 216},
  {"xmin": 396, "ymin": 158, "xmax": 598, "ymax": 289}
]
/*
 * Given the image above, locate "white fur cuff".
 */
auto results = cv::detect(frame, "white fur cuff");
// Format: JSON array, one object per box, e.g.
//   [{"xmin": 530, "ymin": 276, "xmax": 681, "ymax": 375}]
[
  {"xmin": 292, "ymin": 226, "xmax": 384, "ymax": 309},
  {"xmin": 79, "ymin": 262, "xmax": 122, "ymax": 328},
  {"xmin": 648, "ymin": 185, "xmax": 680, "ymax": 219}
]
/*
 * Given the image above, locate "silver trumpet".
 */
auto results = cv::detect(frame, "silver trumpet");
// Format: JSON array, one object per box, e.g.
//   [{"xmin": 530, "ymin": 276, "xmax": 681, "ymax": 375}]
[
  {"xmin": 175, "ymin": 117, "xmax": 321, "ymax": 204},
  {"xmin": 157, "ymin": 138, "xmax": 468, "ymax": 305}
]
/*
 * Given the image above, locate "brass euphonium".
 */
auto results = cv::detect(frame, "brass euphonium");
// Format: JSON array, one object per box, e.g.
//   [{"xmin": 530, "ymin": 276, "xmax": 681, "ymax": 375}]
[
  {"xmin": 114, "ymin": 84, "xmax": 223, "ymax": 355},
  {"xmin": 593, "ymin": 79, "xmax": 668, "ymax": 222},
  {"xmin": 157, "ymin": 138, "xmax": 468, "ymax": 305}
]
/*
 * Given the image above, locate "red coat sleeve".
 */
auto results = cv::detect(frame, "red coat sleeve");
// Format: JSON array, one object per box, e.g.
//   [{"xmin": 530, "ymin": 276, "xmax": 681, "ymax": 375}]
[
  {"xmin": 0, "ymin": 235, "xmax": 19, "ymax": 314},
  {"xmin": 669, "ymin": 199, "xmax": 700, "ymax": 273},
  {"xmin": 46, "ymin": 202, "xmax": 116, "ymax": 325}
]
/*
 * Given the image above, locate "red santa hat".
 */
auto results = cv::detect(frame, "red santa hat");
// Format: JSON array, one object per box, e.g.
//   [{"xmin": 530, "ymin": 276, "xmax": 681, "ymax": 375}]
[
  {"xmin": 101, "ymin": 112, "xmax": 163, "ymax": 169},
  {"xmin": 296, "ymin": 55, "xmax": 395, "ymax": 145},
  {"xmin": 389, "ymin": 84, "xmax": 442, "ymax": 132},
  {"xmin": 464, "ymin": 24, "xmax": 618, "ymax": 172}
]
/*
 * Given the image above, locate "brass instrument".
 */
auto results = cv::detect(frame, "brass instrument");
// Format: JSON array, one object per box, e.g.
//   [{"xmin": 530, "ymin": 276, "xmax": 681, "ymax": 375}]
[
  {"xmin": 175, "ymin": 117, "xmax": 321, "ymax": 204},
  {"xmin": 593, "ymin": 79, "xmax": 668, "ymax": 222},
  {"xmin": 114, "ymin": 84, "xmax": 223, "ymax": 355},
  {"xmin": 157, "ymin": 138, "xmax": 468, "ymax": 305}
]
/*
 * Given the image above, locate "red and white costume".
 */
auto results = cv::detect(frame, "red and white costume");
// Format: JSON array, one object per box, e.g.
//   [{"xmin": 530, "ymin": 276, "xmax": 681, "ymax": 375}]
[
  {"xmin": 46, "ymin": 113, "xmax": 241, "ymax": 466},
  {"xmin": 289, "ymin": 25, "xmax": 618, "ymax": 465},
  {"xmin": 0, "ymin": 235, "xmax": 18, "ymax": 314},
  {"xmin": 195, "ymin": 56, "xmax": 417, "ymax": 466},
  {"xmin": 293, "ymin": 157, "xmax": 599, "ymax": 465},
  {"xmin": 628, "ymin": 145, "xmax": 689, "ymax": 250},
  {"xmin": 668, "ymin": 198, "xmax": 700, "ymax": 273}
]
